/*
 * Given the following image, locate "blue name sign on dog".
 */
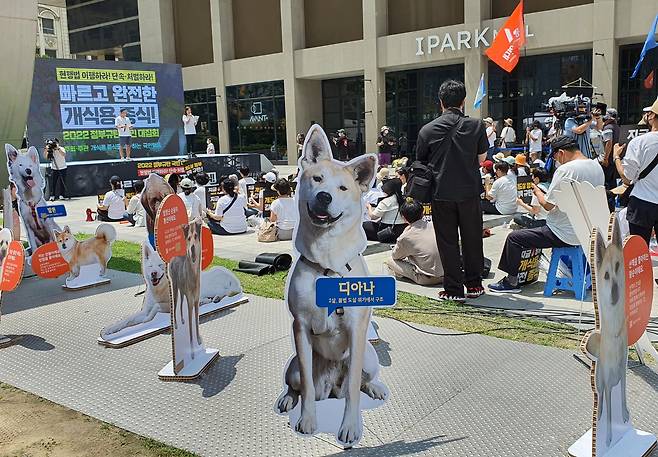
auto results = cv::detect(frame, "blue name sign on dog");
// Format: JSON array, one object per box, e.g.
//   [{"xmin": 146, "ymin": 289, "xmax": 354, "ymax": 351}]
[
  {"xmin": 316, "ymin": 276, "xmax": 397, "ymax": 316},
  {"xmin": 36, "ymin": 205, "xmax": 67, "ymax": 220}
]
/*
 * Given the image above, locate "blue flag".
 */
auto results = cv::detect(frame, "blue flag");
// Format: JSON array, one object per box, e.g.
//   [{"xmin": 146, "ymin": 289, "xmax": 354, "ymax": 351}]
[
  {"xmin": 631, "ymin": 13, "xmax": 658, "ymax": 80},
  {"xmin": 474, "ymin": 73, "xmax": 486, "ymax": 109}
]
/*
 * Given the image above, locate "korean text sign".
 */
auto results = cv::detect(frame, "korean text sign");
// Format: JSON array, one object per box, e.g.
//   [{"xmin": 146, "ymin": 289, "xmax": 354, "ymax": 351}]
[{"xmin": 316, "ymin": 276, "xmax": 397, "ymax": 316}]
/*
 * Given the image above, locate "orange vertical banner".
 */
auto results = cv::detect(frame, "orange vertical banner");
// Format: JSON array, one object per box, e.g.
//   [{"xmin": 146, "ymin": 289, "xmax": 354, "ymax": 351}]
[{"xmin": 485, "ymin": 0, "xmax": 526, "ymax": 73}]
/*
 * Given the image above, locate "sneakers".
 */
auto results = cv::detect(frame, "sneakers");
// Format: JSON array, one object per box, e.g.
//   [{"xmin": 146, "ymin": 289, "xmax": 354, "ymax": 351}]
[
  {"xmin": 488, "ymin": 278, "xmax": 521, "ymax": 293},
  {"xmin": 466, "ymin": 286, "xmax": 485, "ymax": 298},
  {"xmin": 437, "ymin": 291, "xmax": 466, "ymax": 302}
]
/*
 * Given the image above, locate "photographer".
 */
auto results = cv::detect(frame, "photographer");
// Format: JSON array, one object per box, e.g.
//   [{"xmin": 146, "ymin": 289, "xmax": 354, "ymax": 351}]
[
  {"xmin": 564, "ymin": 101, "xmax": 603, "ymax": 160},
  {"xmin": 43, "ymin": 138, "xmax": 67, "ymax": 201}
]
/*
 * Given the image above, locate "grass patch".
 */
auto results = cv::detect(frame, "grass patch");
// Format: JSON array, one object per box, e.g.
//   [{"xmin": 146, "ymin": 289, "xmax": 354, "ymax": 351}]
[{"xmin": 82, "ymin": 234, "xmax": 590, "ymax": 349}]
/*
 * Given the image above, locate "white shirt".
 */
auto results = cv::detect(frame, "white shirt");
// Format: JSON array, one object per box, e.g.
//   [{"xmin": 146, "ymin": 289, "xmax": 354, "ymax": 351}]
[
  {"xmin": 115, "ymin": 116, "xmax": 132, "ymax": 137},
  {"xmin": 206, "ymin": 142, "xmax": 215, "ymax": 154},
  {"xmin": 532, "ymin": 158, "xmax": 546, "ymax": 168},
  {"xmin": 194, "ymin": 186, "xmax": 207, "ymax": 211},
  {"xmin": 214, "ymin": 194, "xmax": 247, "ymax": 233},
  {"xmin": 238, "ymin": 177, "xmax": 255, "ymax": 197},
  {"xmin": 529, "ymin": 128, "xmax": 543, "ymax": 153},
  {"xmin": 51, "ymin": 146, "xmax": 67, "ymax": 170},
  {"xmin": 489, "ymin": 175, "xmax": 518, "ymax": 215},
  {"xmin": 102, "ymin": 189, "xmax": 125, "ymax": 219},
  {"xmin": 126, "ymin": 193, "xmax": 145, "ymax": 227},
  {"xmin": 270, "ymin": 197, "xmax": 298, "ymax": 231},
  {"xmin": 501, "ymin": 126, "xmax": 516, "ymax": 145},
  {"xmin": 545, "ymin": 158, "xmax": 605, "ymax": 245},
  {"xmin": 590, "ymin": 128, "xmax": 605, "ymax": 161},
  {"xmin": 623, "ymin": 131, "xmax": 658, "ymax": 204},
  {"xmin": 529, "ymin": 194, "xmax": 548, "ymax": 220},
  {"xmin": 371, "ymin": 194, "xmax": 400, "ymax": 225},
  {"xmin": 178, "ymin": 192, "xmax": 203, "ymax": 220},
  {"xmin": 182, "ymin": 114, "xmax": 198, "ymax": 135},
  {"xmin": 486, "ymin": 126, "xmax": 496, "ymax": 148}
]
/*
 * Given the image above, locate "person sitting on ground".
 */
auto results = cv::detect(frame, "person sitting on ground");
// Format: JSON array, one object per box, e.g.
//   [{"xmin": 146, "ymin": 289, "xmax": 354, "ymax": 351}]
[
  {"xmin": 488, "ymin": 136, "xmax": 604, "ymax": 293},
  {"xmin": 480, "ymin": 160, "xmax": 494, "ymax": 181},
  {"xmin": 238, "ymin": 166, "xmax": 255, "ymax": 197},
  {"xmin": 363, "ymin": 177, "xmax": 407, "ymax": 242},
  {"xmin": 194, "ymin": 172, "xmax": 209, "ymax": 212},
  {"xmin": 97, "ymin": 175, "xmax": 127, "ymax": 222},
  {"xmin": 124, "ymin": 179, "xmax": 145, "ymax": 227},
  {"xmin": 481, "ymin": 162, "xmax": 518, "ymax": 215},
  {"xmin": 269, "ymin": 179, "xmax": 298, "ymax": 241},
  {"xmin": 206, "ymin": 178, "xmax": 248, "ymax": 235},
  {"xmin": 512, "ymin": 153, "xmax": 530, "ymax": 177},
  {"xmin": 384, "ymin": 198, "xmax": 443, "ymax": 286},
  {"xmin": 179, "ymin": 178, "xmax": 204, "ymax": 220},
  {"xmin": 206, "ymin": 137, "xmax": 215, "ymax": 155},
  {"xmin": 514, "ymin": 167, "xmax": 549, "ymax": 229},
  {"xmin": 248, "ymin": 171, "xmax": 276, "ymax": 215},
  {"xmin": 529, "ymin": 150, "xmax": 545, "ymax": 168},
  {"xmin": 396, "ymin": 166, "xmax": 409, "ymax": 194}
]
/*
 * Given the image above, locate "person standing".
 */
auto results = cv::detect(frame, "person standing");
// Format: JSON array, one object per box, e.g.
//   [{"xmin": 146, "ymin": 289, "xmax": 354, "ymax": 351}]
[
  {"xmin": 115, "ymin": 108, "xmax": 133, "ymax": 160},
  {"xmin": 334, "ymin": 129, "xmax": 349, "ymax": 161},
  {"xmin": 416, "ymin": 80, "xmax": 489, "ymax": 301},
  {"xmin": 500, "ymin": 118, "xmax": 516, "ymax": 148},
  {"xmin": 377, "ymin": 126, "xmax": 396, "ymax": 166},
  {"xmin": 43, "ymin": 138, "xmax": 67, "ymax": 201},
  {"xmin": 206, "ymin": 138, "xmax": 216, "ymax": 154},
  {"xmin": 182, "ymin": 106, "xmax": 198, "ymax": 158},
  {"xmin": 614, "ymin": 98, "xmax": 658, "ymax": 247},
  {"xmin": 528, "ymin": 121, "xmax": 543, "ymax": 156},
  {"xmin": 484, "ymin": 118, "xmax": 497, "ymax": 160}
]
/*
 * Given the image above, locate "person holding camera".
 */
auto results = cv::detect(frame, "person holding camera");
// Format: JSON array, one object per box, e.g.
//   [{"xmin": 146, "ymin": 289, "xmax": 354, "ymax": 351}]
[
  {"xmin": 43, "ymin": 138, "xmax": 67, "ymax": 201},
  {"xmin": 565, "ymin": 104, "xmax": 603, "ymax": 160}
]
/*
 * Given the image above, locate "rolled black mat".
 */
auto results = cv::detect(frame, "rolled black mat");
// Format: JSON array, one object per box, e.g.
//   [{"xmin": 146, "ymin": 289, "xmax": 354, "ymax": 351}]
[
  {"xmin": 235, "ymin": 261, "xmax": 276, "ymax": 276},
  {"xmin": 254, "ymin": 252, "xmax": 293, "ymax": 271}
]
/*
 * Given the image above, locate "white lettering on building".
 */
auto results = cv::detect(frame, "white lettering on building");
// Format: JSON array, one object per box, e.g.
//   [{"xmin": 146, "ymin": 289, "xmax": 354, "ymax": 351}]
[{"xmin": 415, "ymin": 25, "xmax": 533, "ymax": 55}]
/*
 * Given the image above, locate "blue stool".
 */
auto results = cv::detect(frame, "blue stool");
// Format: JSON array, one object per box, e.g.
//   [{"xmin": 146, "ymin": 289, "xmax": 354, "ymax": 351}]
[{"xmin": 543, "ymin": 246, "xmax": 591, "ymax": 300}]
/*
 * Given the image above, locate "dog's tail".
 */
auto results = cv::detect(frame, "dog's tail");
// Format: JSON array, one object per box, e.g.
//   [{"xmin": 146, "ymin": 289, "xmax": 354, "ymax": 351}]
[{"xmin": 95, "ymin": 223, "xmax": 117, "ymax": 244}]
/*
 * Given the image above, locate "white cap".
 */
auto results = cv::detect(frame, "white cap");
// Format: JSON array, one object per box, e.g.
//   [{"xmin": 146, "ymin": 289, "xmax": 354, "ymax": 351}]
[{"xmin": 264, "ymin": 172, "xmax": 277, "ymax": 183}]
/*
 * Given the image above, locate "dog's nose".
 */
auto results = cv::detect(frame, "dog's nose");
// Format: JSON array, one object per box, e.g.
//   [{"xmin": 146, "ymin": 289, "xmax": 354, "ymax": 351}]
[
  {"xmin": 316, "ymin": 191, "xmax": 332, "ymax": 206},
  {"xmin": 25, "ymin": 168, "xmax": 32, "ymax": 175}
]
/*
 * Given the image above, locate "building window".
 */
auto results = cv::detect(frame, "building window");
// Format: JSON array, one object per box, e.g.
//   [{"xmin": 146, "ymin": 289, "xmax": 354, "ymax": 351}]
[
  {"xmin": 385, "ymin": 65, "xmax": 464, "ymax": 159},
  {"xmin": 488, "ymin": 50, "xmax": 592, "ymax": 138},
  {"xmin": 41, "ymin": 17, "xmax": 55, "ymax": 35},
  {"xmin": 184, "ymin": 88, "xmax": 219, "ymax": 154},
  {"xmin": 322, "ymin": 77, "xmax": 365, "ymax": 159},
  {"xmin": 618, "ymin": 44, "xmax": 658, "ymax": 126},
  {"xmin": 45, "ymin": 49, "xmax": 57, "ymax": 58},
  {"xmin": 226, "ymin": 81, "xmax": 287, "ymax": 162}
]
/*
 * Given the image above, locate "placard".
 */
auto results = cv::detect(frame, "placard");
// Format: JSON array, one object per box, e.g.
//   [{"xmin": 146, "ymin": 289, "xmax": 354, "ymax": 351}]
[
  {"xmin": 36, "ymin": 204, "xmax": 67, "ymax": 220},
  {"xmin": 32, "ymin": 241, "xmax": 70, "ymax": 279},
  {"xmin": 516, "ymin": 175, "xmax": 533, "ymax": 204},
  {"xmin": 201, "ymin": 226, "xmax": 213, "ymax": 270},
  {"xmin": 421, "ymin": 202, "xmax": 432, "ymax": 222},
  {"xmin": 517, "ymin": 248, "xmax": 541, "ymax": 285},
  {"xmin": 316, "ymin": 276, "xmax": 396, "ymax": 316},
  {"xmin": 154, "ymin": 194, "xmax": 187, "ymax": 263},
  {"xmin": 623, "ymin": 236, "xmax": 653, "ymax": 347},
  {"xmin": 205, "ymin": 184, "xmax": 222, "ymax": 211},
  {"xmin": 0, "ymin": 240, "xmax": 25, "ymax": 292}
]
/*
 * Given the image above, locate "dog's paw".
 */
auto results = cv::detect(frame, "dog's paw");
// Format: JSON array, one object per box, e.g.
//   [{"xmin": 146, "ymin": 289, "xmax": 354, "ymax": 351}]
[
  {"xmin": 199, "ymin": 298, "xmax": 211, "ymax": 305},
  {"xmin": 275, "ymin": 390, "xmax": 298, "ymax": 414},
  {"xmin": 295, "ymin": 414, "xmax": 317, "ymax": 435},
  {"xmin": 337, "ymin": 416, "xmax": 362, "ymax": 446},
  {"xmin": 362, "ymin": 381, "xmax": 388, "ymax": 401}
]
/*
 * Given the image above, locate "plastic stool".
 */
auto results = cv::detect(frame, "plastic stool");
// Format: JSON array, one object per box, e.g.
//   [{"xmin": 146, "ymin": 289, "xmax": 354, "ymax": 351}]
[{"xmin": 543, "ymin": 246, "xmax": 591, "ymax": 300}]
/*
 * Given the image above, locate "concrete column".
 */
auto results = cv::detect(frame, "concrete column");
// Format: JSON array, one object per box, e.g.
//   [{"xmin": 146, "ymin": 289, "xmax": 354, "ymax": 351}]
[
  {"xmin": 210, "ymin": 0, "xmax": 233, "ymax": 154},
  {"xmin": 592, "ymin": 0, "xmax": 617, "ymax": 107},
  {"xmin": 363, "ymin": 0, "xmax": 387, "ymax": 155},
  {"xmin": 0, "ymin": 0, "xmax": 38, "ymax": 188},
  {"xmin": 463, "ymin": 0, "xmax": 490, "ymax": 117},
  {"xmin": 137, "ymin": 0, "xmax": 176, "ymax": 63},
  {"xmin": 281, "ymin": 0, "xmax": 308, "ymax": 165}
]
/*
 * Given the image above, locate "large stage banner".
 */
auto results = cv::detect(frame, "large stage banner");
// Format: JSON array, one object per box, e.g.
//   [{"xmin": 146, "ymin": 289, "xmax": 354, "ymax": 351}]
[{"xmin": 27, "ymin": 58, "xmax": 184, "ymax": 161}]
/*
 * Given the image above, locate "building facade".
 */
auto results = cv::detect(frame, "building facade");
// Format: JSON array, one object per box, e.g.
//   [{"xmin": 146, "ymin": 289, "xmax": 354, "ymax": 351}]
[
  {"xmin": 65, "ymin": 0, "xmax": 141, "ymax": 61},
  {"xmin": 37, "ymin": 1, "xmax": 71, "ymax": 59},
  {"xmin": 136, "ymin": 0, "xmax": 658, "ymax": 164}
]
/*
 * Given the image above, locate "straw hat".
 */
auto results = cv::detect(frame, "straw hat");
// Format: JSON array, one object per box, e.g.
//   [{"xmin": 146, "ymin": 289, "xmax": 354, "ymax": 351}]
[
  {"xmin": 504, "ymin": 118, "xmax": 513, "ymax": 126},
  {"xmin": 483, "ymin": 117, "xmax": 494, "ymax": 124},
  {"xmin": 638, "ymin": 97, "xmax": 658, "ymax": 125},
  {"xmin": 493, "ymin": 152, "xmax": 506, "ymax": 162},
  {"xmin": 180, "ymin": 178, "xmax": 195, "ymax": 189},
  {"xmin": 377, "ymin": 167, "xmax": 391, "ymax": 181}
]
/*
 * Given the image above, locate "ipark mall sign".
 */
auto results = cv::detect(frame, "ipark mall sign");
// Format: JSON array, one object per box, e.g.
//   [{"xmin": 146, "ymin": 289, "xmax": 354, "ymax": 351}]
[{"xmin": 415, "ymin": 25, "xmax": 534, "ymax": 55}]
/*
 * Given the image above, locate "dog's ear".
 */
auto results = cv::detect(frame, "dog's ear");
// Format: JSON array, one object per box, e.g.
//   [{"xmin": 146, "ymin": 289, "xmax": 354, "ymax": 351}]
[
  {"xmin": 347, "ymin": 155, "xmax": 377, "ymax": 193},
  {"xmin": 53, "ymin": 229, "xmax": 61, "ymax": 237},
  {"xmin": 5, "ymin": 144, "xmax": 18, "ymax": 165},
  {"xmin": 64, "ymin": 225, "xmax": 71, "ymax": 234},
  {"xmin": 26, "ymin": 146, "xmax": 40, "ymax": 164},
  {"xmin": 142, "ymin": 241, "xmax": 151, "ymax": 260},
  {"xmin": 610, "ymin": 214, "xmax": 623, "ymax": 249},
  {"xmin": 593, "ymin": 228, "xmax": 606, "ymax": 275},
  {"xmin": 584, "ymin": 331, "xmax": 601, "ymax": 360},
  {"xmin": 301, "ymin": 125, "xmax": 333, "ymax": 168}
]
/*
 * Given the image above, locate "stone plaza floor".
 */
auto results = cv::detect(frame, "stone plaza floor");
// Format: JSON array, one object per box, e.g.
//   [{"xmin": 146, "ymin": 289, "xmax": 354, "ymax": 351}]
[{"xmin": 0, "ymin": 270, "xmax": 657, "ymax": 456}]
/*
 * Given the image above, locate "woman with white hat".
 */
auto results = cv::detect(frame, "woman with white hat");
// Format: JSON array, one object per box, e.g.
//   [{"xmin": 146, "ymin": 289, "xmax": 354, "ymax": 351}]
[
  {"xmin": 178, "ymin": 177, "xmax": 203, "ymax": 220},
  {"xmin": 500, "ymin": 118, "xmax": 516, "ymax": 148},
  {"xmin": 484, "ymin": 117, "xmax": 497, "ymax": 160}
]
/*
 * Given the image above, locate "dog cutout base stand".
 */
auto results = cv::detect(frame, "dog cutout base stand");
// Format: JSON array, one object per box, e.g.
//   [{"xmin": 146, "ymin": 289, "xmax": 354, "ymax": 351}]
[
  {"xmin": 0, "ymin": 335, "xmax": 12, "ymax": 348},
  {"xmin": 569, "ymin": 429, "xmax": 657, "ymax": 457},
  {"xmin": 62, "ymin": 263, "xmax": 111, "ymax": 290},
  {"xmin": 158, "ymin": 348, "xmax": 220, "ymax": 381},
  {"xmin": 98, "ymin": 294, "xmax": 248, "ymax": 348}
]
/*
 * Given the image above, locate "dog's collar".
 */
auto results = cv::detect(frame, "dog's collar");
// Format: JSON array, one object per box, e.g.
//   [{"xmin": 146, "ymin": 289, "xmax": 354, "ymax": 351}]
[{"xmin": 299, "ymin": 255, "xmax": 354, "ymax": 278}]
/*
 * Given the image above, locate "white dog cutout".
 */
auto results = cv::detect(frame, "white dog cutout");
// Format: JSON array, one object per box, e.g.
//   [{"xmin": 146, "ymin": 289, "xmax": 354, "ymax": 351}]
[
  {"xmin": 275, "ymin": 125, "xmax": 388, "ymax": 448},
  {"xmin": 100, "ymin": 240, "xmax": 243, "ymax": 344}
]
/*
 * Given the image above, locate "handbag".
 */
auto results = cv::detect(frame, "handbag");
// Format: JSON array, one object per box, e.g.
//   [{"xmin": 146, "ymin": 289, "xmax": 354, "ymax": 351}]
[
  {"xmin": 257, "ymin": 220, "xmax": 277, "ymax": 242},
  {"xmin": 376, "ymin": 207, "xmax": 402, "ymax": 243},
  {"xmin": 406, "ymin": 117, "xmax": 463, "ymax": 202},
  {"xmin": 619, "ymin": 150, "xmax": 658, "ymax": 204}
]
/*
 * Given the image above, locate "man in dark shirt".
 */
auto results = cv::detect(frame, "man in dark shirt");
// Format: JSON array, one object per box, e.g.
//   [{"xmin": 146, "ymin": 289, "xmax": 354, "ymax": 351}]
[
  {"xmin": 601, "ymin": 108, "xmax": 621, "ymax": 211},
  {"xmin": 416, "ymin": 80, "xmax": 489, "ymax": 301}
]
